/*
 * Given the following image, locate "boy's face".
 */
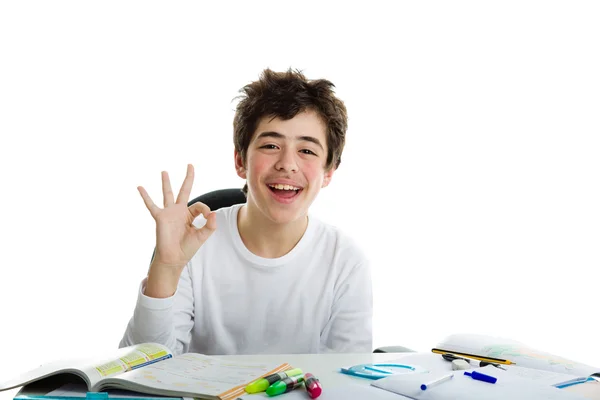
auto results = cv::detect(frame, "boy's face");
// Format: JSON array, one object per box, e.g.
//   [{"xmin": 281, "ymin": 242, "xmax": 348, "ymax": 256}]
[{"xmin": 235, "ymin": 109, "xmax": 334, "ymax": 225}]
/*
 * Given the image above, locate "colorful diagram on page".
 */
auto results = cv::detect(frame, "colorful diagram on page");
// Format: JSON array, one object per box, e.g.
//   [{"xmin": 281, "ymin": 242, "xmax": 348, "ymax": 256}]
[{"xmin": 483, "ymin": 345, "xmax": 581, "ymax": 371}]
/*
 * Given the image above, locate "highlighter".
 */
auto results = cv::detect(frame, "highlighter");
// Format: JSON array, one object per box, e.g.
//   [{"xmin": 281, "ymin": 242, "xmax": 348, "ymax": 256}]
[
  {"xmin": 245, "ymin": 368, "xmax": 303, "ymax": 393},
  {"xmin": 265, "ymin": 375, "xmax": 305, "ymax": 397},
  {"xmin": 304, "ymin": 373, "xmax": 322, "ymax": 399}
]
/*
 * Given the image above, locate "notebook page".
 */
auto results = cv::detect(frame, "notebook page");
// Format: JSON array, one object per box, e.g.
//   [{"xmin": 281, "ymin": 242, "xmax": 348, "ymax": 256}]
[{"xmin": 371, "ymin": 366, "xmax": 589, "ymax": 400}]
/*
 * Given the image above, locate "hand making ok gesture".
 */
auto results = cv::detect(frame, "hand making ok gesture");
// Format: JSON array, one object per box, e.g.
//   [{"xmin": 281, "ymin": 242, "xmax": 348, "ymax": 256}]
[{"xmin": 138, "ymin": 164, "xmax": 217, "ymax": 297}]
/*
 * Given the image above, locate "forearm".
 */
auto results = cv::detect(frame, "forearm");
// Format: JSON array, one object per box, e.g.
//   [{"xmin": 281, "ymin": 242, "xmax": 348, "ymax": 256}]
[
  {"xmin": 120, "ymin": 266, "xmax": 195, "ymax": 355},
  {"xmin": 119, "ymin": 279, "xmax": 180, "ymax": 352},
  {"xmin": 145, "ymin": 260, "xmax": 185, "ymax": 299}
]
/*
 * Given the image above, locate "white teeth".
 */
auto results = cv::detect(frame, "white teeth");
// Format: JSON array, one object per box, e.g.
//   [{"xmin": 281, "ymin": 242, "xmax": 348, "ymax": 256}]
[{"xmin": 269, "ymin": 183, "xmax": 300, "ymax": 190}]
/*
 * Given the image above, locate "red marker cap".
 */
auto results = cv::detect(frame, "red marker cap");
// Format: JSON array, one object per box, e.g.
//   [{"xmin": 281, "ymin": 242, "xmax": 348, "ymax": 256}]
[{"xmin": 304, "ymin": 373, "xmax": 322, "ymax": 399}]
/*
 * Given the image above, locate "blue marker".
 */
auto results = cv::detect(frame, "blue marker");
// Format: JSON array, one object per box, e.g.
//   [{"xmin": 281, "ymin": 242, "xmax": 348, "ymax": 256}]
[{"xmin": 464, "ymin": 370, "xmax": 497, "ymax": 384}]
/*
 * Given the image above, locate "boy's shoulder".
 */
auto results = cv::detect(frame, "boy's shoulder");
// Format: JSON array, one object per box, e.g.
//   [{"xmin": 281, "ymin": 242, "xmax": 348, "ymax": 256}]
[{"xmin": 309, "ymin": 214, "xmax": 369, "ymax": 262}]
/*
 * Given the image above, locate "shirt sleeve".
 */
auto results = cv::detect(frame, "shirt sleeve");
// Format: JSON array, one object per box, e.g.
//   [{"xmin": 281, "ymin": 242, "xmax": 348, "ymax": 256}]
[
  {"xmin": 319, "ymin": 260, "xmax": 373, "ymax": 353},
  {"xmin": 119, "ymin": 263, "xmax": 195, "ymax": 355}
]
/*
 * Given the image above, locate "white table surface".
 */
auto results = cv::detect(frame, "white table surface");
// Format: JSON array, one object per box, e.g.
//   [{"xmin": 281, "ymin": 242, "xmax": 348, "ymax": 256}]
[
  {"xmin": 219, "ymin": 352, "xmax": 600, "ymax": 400},
  {"xmin": 216, "ymin": 352, "xmax": 414, "ymax": 399}
]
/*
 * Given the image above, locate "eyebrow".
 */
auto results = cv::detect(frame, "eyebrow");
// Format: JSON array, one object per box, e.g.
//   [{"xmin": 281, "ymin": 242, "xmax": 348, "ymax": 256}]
[{"xmin": 255, "ymin": 131, "xmax": 324, "ymax": 151}]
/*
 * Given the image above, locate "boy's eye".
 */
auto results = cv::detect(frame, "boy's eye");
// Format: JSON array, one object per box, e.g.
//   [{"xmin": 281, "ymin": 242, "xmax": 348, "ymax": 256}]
[
  {"xmin": 300, "ymin": 149, "xmax": 317, "ymax": 155},
  {"xmin": 260, "ymin": 144, "xmax": 278, "ymax": 149}
]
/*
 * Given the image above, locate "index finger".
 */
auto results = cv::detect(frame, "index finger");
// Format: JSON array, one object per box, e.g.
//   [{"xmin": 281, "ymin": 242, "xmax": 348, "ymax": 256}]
[
  {"xmin": 138, "ymin": 186, "xmax": 160, "ymax": 217},
  {"xmin": 176, "ymin": 164, "xmax": 195, "ymax": 204}
]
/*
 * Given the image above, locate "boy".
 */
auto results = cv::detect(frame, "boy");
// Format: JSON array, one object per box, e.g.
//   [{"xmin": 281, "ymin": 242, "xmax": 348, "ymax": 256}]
[{"xmin": 119, "ymin": 68, "xmax": 372, "ymax": 355}]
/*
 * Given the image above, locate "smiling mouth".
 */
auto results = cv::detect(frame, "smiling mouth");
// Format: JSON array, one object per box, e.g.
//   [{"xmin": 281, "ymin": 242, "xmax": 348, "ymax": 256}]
[{"xmin": 267, "ymin": 184, "xmax": 303, "ymax": 199}]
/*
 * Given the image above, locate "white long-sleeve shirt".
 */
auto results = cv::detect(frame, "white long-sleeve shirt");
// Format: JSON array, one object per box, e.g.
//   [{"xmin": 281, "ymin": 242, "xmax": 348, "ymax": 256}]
[{"xmin": 120, "ymin": 204, "xmax": 372, "ymax": 355}]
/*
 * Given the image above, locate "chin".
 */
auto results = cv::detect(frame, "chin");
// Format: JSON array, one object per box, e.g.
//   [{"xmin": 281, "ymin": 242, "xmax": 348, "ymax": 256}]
[{"xmin": 263, "ymin": 207, "xmax": 306, "ymax": 225}]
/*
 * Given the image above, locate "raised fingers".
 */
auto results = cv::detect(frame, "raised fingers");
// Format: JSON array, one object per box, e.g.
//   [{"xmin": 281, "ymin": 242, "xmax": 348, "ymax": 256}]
[
  {"xmin": 162, "ymin": 171, "xmax": 175, "ymax": 207},
  {"xmin": 138, "ymin": 186, "xmax": 160, "ymax": 217},
  {"xmin": 176, "ymin": 164, "xmax": 195, "ymax": 205}
]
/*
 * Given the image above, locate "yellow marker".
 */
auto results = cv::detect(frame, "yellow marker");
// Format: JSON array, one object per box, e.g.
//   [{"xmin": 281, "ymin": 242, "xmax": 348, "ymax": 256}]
[
  {"xmin": 245, "ymin": 368, "xmax": 303, "ymax": 393},
  {"xmin": 431, "ymin": 348, "xmax": 515, "ymax": 366}
]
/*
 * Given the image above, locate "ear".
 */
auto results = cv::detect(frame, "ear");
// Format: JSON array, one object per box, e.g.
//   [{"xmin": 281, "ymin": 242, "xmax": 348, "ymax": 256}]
[
  {"xmin": 234, "ymin": 150, "xmax": 247, "ymax": 179},
  {"xmin": 322, "ymin": 167, "xmax": 335, "ymax": 188}
]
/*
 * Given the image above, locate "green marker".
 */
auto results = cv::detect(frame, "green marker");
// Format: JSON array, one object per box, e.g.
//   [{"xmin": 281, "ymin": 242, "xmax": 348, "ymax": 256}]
[
  {"xmin": 266, "ymin": 375, "xmax": 305, "ymax": 397},
  {"xmin": 245, "ymin": 368, "xmax": 303, "ymax": 393}
]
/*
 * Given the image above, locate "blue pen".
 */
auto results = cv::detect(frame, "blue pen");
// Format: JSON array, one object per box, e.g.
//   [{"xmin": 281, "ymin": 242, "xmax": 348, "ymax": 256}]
[
  {"xmin": 421, "ymin": 373, "xmax": 454, "ymax": 390},
  {"xmin": 464, "ymin": 370, "xmax": 497, "ymax": 384}
]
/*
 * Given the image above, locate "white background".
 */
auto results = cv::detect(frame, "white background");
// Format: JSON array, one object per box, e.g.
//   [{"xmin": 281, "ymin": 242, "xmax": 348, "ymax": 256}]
[{"xmin": 1, "ymin": 1, "xmax": 599, "ymax": 398}]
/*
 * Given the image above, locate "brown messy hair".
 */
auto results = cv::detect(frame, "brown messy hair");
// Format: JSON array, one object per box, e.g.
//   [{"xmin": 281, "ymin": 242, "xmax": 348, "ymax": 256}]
[{"xmin": 233, "ymin": 68, "xmax": 348, "ymax": 194}]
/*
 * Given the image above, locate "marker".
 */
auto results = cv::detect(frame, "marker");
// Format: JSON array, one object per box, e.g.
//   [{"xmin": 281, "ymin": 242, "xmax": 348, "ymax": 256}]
[
  {"xmin": 245, "ymin": 368, "xmax": 303, "ymax": 393},
  {"xmin": 420, "ymin": 373, "xmax": 454, "ymax": 390},
  {"xmin": 432, "ymin": 348, "xmax": 515, "ymax": 365},
  {"xmin": 464, "ymin": 370, "xmax": 498, "ymax": 384},
  {"xmin": 266, "ymin": 375, "xmax": 305, "ymax": 397},
  {"xmin": 304, "ymin": 373, "xmax": 322, "ymax": 399}
]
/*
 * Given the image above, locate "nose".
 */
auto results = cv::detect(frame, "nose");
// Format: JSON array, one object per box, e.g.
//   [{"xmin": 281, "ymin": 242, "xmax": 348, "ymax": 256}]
[{"xmin": 274, "ymin": 147, "xmax": 298, "ymax": 173}]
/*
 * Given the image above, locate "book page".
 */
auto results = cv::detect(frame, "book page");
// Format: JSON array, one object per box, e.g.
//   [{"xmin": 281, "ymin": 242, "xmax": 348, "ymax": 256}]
[
  {"xmin": 83, "ymin": 343, "xmax": 173, "ymax": 389},
  {"xmin": 0, "ymin": 343, "xmax": 172, "ymax": 393},
  {"xmin": 97, "ymin": 353, "xmax": 290, "ymax": 400},
  {"xmin": 435, "ymin": 333, "xmax": 600, "ymax": 376},
  {"xmin": 0, "ymin": 357, "xmax": 94, "ymax": 392}
]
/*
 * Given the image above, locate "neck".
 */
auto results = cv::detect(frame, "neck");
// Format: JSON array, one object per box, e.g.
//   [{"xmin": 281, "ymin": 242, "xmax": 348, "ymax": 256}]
[{"xmin": 237, "ymin": 204, "xmax": 308, "ymax": 258}]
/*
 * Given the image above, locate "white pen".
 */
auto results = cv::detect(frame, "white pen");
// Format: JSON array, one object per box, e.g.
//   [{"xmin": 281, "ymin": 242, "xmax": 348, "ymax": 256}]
[{"xmin": 421, "ymin": 373, "xmax": 454, "ymax": 390}]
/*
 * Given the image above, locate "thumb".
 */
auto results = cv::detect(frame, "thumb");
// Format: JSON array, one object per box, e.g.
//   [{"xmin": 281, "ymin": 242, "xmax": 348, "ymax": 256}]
[{"xmin": 204, "ymin": 210, "xmax": 217, "ymax": 231}]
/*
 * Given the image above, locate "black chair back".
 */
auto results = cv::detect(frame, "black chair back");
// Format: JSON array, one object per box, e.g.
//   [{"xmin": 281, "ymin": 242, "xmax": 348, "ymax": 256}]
[{"xmin": 188, "ymin": 188, "xmax": 246, "ymax": 211}]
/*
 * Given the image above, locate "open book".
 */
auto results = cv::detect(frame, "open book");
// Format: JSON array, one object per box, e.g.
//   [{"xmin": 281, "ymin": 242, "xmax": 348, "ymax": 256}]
[
  {"xmin": 434, "ymin": 333, "xmax": 599, "ymax": 378},
  {"xmin": 0, "ymin": 343, "xmax": 290, "ymax": 400}
]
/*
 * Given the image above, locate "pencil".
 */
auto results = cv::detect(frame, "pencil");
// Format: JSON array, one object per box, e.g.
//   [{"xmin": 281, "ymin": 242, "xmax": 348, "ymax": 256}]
[{"xmin": 431, "ymin": 348, "xmax": 515, "ymax": 366}]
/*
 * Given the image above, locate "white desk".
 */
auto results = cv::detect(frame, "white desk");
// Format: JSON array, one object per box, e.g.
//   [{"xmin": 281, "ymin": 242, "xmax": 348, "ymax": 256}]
[
  {"xmin": 9, "ymin": 352, "xmax": 599, "ymax": 400},
  {"xmin": 221, "ymin": 352, "xmax": 600, "ymax": 400},
  {"xmin": 219, "ymin": 352, "xmax": 413, "ymax": 399}
]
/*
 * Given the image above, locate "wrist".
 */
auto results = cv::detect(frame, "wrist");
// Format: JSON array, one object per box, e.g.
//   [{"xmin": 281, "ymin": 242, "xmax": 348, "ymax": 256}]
[{"xmin": 145, "ymin": 263, "xmax": 183, "ymax": 298}]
